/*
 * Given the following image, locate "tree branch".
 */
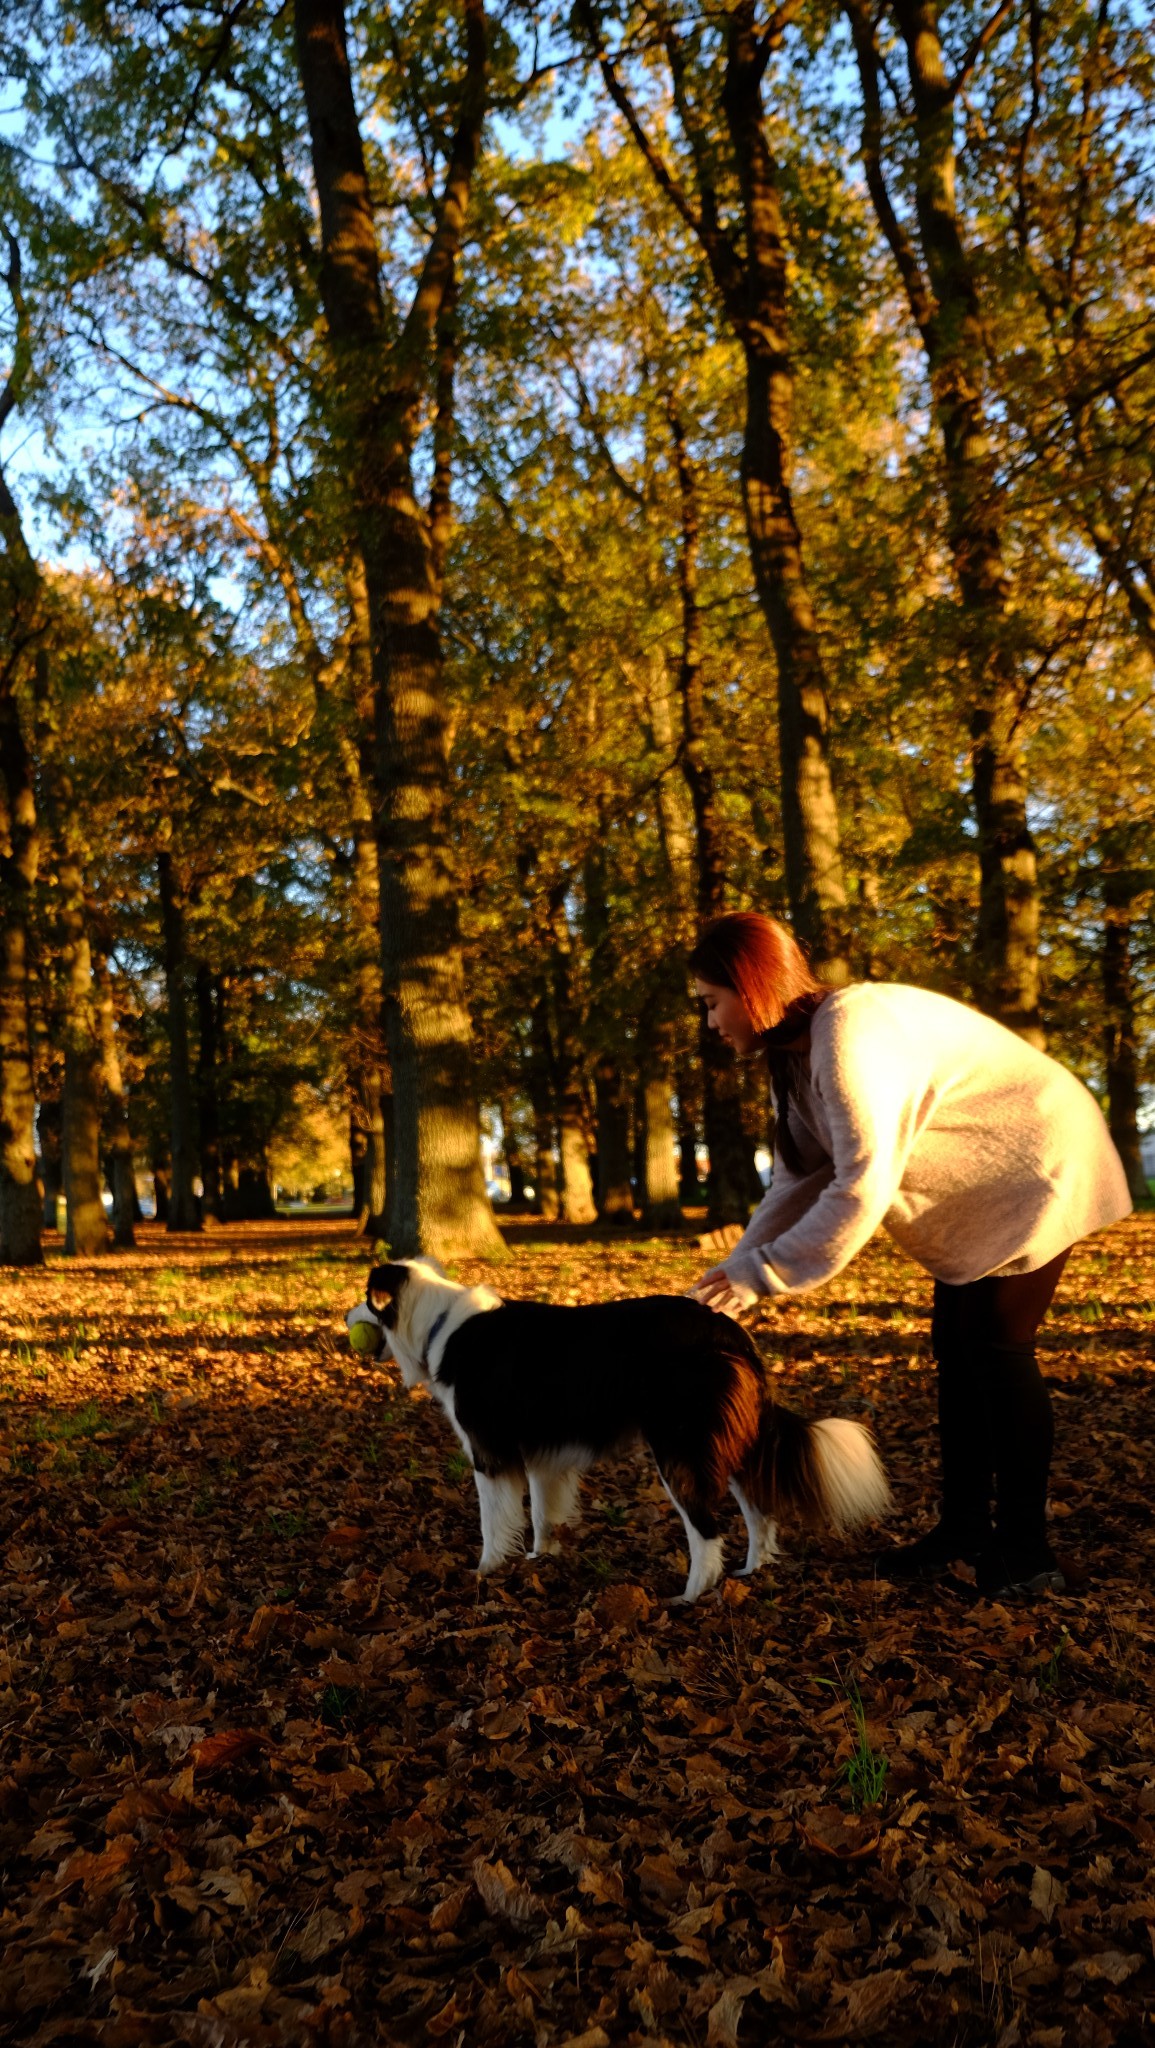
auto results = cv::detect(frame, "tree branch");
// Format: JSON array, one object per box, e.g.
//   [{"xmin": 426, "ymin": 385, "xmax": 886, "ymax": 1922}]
[
  {"xmin": 844, "ymin": 0, "xmax": 935, "ymax": 348},
  {"xmin": 949, "ymin": 0, "xmax": 1017, "ymax": 98}
]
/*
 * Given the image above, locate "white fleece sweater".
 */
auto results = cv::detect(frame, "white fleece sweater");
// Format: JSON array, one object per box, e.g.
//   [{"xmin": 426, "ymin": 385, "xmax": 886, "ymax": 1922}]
[{"xmin": 723, "ymin": 983, "xmax": 1132, "ymax": 1297}]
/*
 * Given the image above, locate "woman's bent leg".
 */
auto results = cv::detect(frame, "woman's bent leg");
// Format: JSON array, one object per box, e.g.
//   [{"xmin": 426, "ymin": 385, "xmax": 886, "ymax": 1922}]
[
  {"xmin": 976, "ymin": 1249, "xmax": 1070, "ymax": 1594},
  {"xmin": 878, "ymin": 1249, "xmax": 1069, "ymax": 1587},
  {"xmin": 875, "ymin": 1283, "xmax": 993, "ymax": 1578}
]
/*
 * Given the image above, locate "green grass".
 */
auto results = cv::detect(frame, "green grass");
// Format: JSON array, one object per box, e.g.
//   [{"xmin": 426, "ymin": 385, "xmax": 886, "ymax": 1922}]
[
  {"xmin": 820, "ymin": 1675, "xmax": 889, "ymax": 1812},
  {"xmin": 1038, "ymin": 1629, "xmax": 1070, "ymax": 1695},
  {"xmin": 266, "ymin": 1508, "xmax": 309, "ymax": 1540},
  {"xmin": 318, "ymin": 1683, "xmax": 362, "ymax": 1731},
  {"xmin": 31, "ymin": 1400, "xmax": 108, "ymax": 1443}
]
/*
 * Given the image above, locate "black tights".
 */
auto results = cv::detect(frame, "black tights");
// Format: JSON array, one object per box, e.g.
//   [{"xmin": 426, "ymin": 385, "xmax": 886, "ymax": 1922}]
[{"xmin": 930, "ymin": 1249, "xmax": 1070, "ymax": 1547}]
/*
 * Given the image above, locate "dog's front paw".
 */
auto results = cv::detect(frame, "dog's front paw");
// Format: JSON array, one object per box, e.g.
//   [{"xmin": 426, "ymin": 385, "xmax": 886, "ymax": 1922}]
[
  {"xmin": 477, "ymin": 1553, "xmax": 505, "ymax": 1577},
  {"xmin": 529, "ymin": 1537, "xmax": 562, "ymax": 1559}
]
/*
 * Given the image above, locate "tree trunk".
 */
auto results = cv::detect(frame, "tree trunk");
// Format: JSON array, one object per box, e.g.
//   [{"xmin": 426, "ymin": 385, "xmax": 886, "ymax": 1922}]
[
  {"xmin": 640, "ymin": 1079, "xmax": 683, "ymax": 1228},
  {"xmin": 669, "ymin": 404, "xmax": 759, "ymax": 1224},
  {"xmin": 157, "ymin": 849, "xmax": 202, "ymax": 1232},
  {"xmin": 195, "ymin": 964, "xmax": 225, "ymax": 1222},
  {"xmin": 0, "ymin": 270, "xmax": 44, "ymax": 1268},
  {"xmin": 348, "ymin": 819, "xmax": 389, "ymax": 1235},
  {"xmin": 585, "ymin": 7, "xmax": 850, "ymax": 977},
  {"xmin": 227, "ymin": 1163, "xmax": 278, "ymax": 1221},
  {"xmin": 558, "ymin": 1103, "xmax": 597, "ymax": 1226},
  {"xmin": 527, "ymin": 1000, "xmax": 560, "ymax": 1221},
  {"xmin": 37, "ymin": 1100, "xmax": 62, "ymax": 1229},
  {"xmin": 96, "ymin": 955, "xmax": 136, "ymax": 1249},
  {"xmin": 593, "ymin": 1054, "xmax": 635, "ymax": 1221},
  {"xmin": 1102, "ymin": 867, "xmax": 1151, "ymax": 1205},
  {"xmin": 674, "ymin": 1061, "xmax": 701, "ymax": 1205},
  {"xmin": 59, "ymin": 853, "xmax": 109, "ymax": 1256},
  {"xmin": 718, "ymin": 7, "xmax": 852, "ymax": 974},
  {"xmin": 498, "ymin": 1097, "xmax": 529, "ymax": 1208},
  {"xmin": 850, "ymin": 0, "xmax": 1042, "ymax": 1041},
  {"xmin": 292, "ymin": 0, "xmax": 500, "ymax": 1262},
  {"xmin": 0, "ymin": 633, "xmax": 42, "ymax": 1265},
  {"xmin": 545, "ymin": 909, "xmax": 598, "ymax": 1226}
]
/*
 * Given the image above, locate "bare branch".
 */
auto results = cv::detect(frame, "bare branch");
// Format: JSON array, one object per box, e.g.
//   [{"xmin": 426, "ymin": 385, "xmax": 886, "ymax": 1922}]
[
  {"xmin": 949, "ymin": 0, "xmax": 1017, "ymax": 98},
  {"xmin": 573, "ymin": 0, "xmax": 705, "ymax": 246},
  {"xmin": 844, "ymin": 0, "xmax": 935, "ymax": 347}
]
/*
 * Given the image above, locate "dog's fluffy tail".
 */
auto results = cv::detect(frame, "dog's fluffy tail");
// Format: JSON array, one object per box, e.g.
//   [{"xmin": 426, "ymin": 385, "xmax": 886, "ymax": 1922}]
[{"xmin": 741, "ymin": 1404, "xmax": 890, "ymax": 1534}]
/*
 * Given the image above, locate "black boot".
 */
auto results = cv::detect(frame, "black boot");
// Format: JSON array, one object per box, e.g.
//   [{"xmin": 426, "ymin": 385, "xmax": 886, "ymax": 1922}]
[
  {"xmin": 974, "ymin": 1537, "xmax": 1065, "ymax": 1598},
  {"xmin": 977, "ymin": 1343, "xmax": 1062, "ymax": 1596},
  {"xmin": 878, "ymin": 1321, "xmax": 994, "ymax": 1581},
  {"xmin": 874, "ymin": 1518, "xmax": 989, "ymax": 1581}
]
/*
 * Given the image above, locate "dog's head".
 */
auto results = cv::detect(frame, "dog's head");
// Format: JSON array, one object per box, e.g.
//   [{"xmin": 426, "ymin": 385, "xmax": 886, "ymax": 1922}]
[{"xmin": 365, "ymin": 1258, "xmax": 455, "ymax": 1387}]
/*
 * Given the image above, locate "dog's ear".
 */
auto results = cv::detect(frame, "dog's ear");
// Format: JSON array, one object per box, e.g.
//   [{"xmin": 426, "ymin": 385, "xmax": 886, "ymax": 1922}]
[{"xmin": 367, "ymin": 1263, "xmax": 410, "ymax": 1325}]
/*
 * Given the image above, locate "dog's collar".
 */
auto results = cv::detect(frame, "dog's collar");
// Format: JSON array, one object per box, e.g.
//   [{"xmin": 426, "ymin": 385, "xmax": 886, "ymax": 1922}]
[{"xmin": 422, "ymin": 1307, "xmax": 451, "ymax": 1373}]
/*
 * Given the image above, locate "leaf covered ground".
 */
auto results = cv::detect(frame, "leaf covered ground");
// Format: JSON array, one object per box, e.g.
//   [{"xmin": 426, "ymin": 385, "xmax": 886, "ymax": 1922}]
[{"xmin": 0, "ymin": 1216, "xmax": 1152, "ymax": 2047}]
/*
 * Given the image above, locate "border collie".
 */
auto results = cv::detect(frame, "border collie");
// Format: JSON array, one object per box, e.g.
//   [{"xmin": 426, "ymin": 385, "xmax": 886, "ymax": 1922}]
[{"xmin": 349, "ymin": 1260, "xmax": 890, "ymax": 1603}]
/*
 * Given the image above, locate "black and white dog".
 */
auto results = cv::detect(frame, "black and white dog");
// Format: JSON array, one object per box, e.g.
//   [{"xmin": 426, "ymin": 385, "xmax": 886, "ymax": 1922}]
[{"xmin": 349, "ymin": 1260, "xmax": 890, "ymax": 1603}]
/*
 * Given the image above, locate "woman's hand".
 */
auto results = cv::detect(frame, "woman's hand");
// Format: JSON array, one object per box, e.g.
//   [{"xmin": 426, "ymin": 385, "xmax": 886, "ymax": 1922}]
[{"xmin": 691, "ymin": 1265, "xmax": 760, "ymax": 1315}]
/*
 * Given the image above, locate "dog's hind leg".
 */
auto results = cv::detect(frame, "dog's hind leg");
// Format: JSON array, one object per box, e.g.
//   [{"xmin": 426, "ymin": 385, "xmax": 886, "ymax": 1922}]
[
  {"xmin": 730, "ymin": 1480, "xmax": 778, "ymax": 1577},
  {"xmin": 475, "ymin": 1469, "xmax": 527, "ymax": 1576},
  {"xmin": 527, "ymin": 1467, "xmax": 582, "ymax": 1557},
  {"xmin": 658, "ymin": 1471, "xmax": 725, "ymax": 1603}
]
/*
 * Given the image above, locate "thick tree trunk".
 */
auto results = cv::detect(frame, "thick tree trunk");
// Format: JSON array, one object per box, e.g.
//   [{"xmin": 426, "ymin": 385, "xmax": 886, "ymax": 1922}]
[
  {"xmin": 96, "ymin": 955, "xmax": 136, "ymax": 1249},
  {"xmin": 634, "ymin": 1002, "xmax": 683, "ymax": 1228},
  {"xmin": 37, "ymin": 1101, "xmax": 62, "ymax": 1228},
  {"xmin": 719, "ymin": 9, "xmax": 851, "ymax": 975},
  {"xmin": 640, "ymin": 1078, "xmax": 683, "ymax": 1228},
  {"xmin": 669, "ymin": 406, "xmax": 759, "ymax": 1224},
  {"xmin": 59, "ymin": 854, "xmax": 109, "ymax": 1256},
  {"xmin": 593, "ymin": 1055, "xmax": 635, "ymax": 1221},
  {"xmin": 0, "ymin": 653, "xmax": 42, "ymax": 1265},
  {"xmin": 674, "ymin": 1061, "xmax": 701, "ymax": 1205},
  {"xmin": 0, "ymin": 293, "xmax": 44, "ymax": 1267},
  {"xmin": 195, "ymin": 965, "xmax": 225, "ymax": 1222},
  {"xmin": 585, "ymin": 6, "xmax": 850, "ymax": 978},
  {"xmin": 1102, "ymin": 867, "xmax": 1151, "ymax": 1205},
  {"xmin": 498, "ymin": 1097, "xmax": 529, "ymax": 1208},
  {"xmin": 558, "ymin": 1103, "xmax": 597, "ymax": 1226},
  {"xmin": 527, "ymin": 1001, "xmax": 560, "ymax": 1221},
  {"xmin": 851, "ymin": 0, "xmax": 1042, "ymax": 1041},
  {"xmin": 544, "ymin": 910, "xmax": 598, "ymax": 1226},
  {"xmin": 227, "ymin": 1163, "xmax": 278, "ymax": 1221},
  {"xmin": 292, "ymin": 0, "xmax": 499, "ymax": 1262},
  {"xmin": 531, "ymin": 1110, "xmax": 559, "ymax": 1220},
  {"xmin": 157, "ymin": 850, "xmax": 202, "ymax": 1232},
  {"xmin": 737, "ymin": 350, "xmax": 850, "ymax": 976},
  {"xmin": 348, "ymin": 820, "xmax": 389, "ymax": 1235}
]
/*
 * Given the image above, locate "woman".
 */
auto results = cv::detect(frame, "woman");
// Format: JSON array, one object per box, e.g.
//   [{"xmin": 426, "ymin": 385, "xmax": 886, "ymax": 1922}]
[{"xmin": 690, "ymin": 912, "xmax": 1132, "ymax": 1599}]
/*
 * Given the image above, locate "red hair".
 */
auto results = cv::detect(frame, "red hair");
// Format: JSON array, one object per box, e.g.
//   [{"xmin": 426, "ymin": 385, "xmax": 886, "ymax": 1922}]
[{"xmin": 689, "ymin": 913, "xmax": 822, "ymax": 1032}]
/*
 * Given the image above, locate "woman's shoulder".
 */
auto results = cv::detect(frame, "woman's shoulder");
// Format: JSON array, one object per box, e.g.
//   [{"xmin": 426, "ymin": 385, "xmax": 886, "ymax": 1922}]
[
  {"xmin": 814, "ymin": 981, "xmax": 992, "ymax": 1062},
  {"xmin": 817, "ymin": 981, "xmax": 1058, "ymax": 1065},
  {"xmin": 818, "ymin": 980, "xmax": 954, "ymax": 1028}
]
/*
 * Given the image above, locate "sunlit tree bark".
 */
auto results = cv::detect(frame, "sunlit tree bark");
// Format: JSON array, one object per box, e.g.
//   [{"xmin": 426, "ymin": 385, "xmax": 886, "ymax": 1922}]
[{"xmin": 292, "ymin": 0, "xmax": 501, "ymax": 1258}]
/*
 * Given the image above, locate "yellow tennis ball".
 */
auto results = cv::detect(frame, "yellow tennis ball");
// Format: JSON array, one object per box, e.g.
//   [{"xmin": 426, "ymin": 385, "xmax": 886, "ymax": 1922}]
[{"xmin": 348, "ymin": 1320, "xmax": 379, "ymax": 1356}]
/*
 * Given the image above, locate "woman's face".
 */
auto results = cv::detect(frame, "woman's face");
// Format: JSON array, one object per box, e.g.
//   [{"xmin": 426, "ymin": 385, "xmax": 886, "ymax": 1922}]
[{"xmin": 694, "ymin": 978, "xmax": 758, "ymax": 1056}]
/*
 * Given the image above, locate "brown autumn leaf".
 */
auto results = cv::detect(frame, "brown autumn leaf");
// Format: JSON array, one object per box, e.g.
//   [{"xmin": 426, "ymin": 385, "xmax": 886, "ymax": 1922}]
[
  {"xmin": 593, "ymin": 1581, "xmax": 653, "ymax": 1628},
  {"xmin": 472, "ymin": 1859, "xmax": 541, "ymax": 1925},
  {"xmin": 820, "ymin": 1968, "xmax": 907, "ymax": 2038},
  {"xmin": 0, "ymin": 1217, "xmax": 1151, "ymax": 2044},
  {"xmin": 189, "ymin": 1729, "xmax": 266, "ymax": 1775}
]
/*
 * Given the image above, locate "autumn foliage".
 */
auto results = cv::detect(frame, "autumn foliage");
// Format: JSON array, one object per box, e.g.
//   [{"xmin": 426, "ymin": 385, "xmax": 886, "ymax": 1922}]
[{"xmin": 0, "ymin": 1218, "xmax": 1152, "ymax": 2043}]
